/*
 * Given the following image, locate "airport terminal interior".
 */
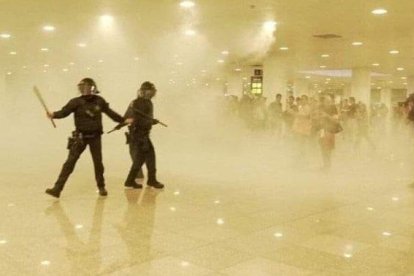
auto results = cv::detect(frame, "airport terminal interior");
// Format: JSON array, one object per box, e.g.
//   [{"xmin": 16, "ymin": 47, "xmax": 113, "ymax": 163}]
[{"xmin": 1, "ymin": 0, "xmax": 414, "ymax": 275}]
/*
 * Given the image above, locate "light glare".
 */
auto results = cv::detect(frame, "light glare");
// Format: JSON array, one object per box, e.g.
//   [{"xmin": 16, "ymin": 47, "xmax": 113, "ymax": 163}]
[
  {"xmin": 180, "ymin": 1, "xmax": 195, "ymax": 8},
  {"xmin": 43, "ymin": 25, "xmax": 55, "ymax": 32},
  {"xmin": 263, "ymin": 21, "xmax": 277, "ymax": 32},
  {"xmin": 372, "ymin": 8, "xmax": 388, "ymax": 15}
]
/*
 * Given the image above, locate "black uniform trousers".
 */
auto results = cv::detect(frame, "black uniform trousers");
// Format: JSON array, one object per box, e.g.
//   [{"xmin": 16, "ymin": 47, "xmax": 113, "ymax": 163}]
[
  {"xmin": 125, "ymin": 137, "xmax": 156, "ymax": 185},
  {"xmin": 54, "ymin": 135, "xmax": 105, "ymax": 191},
  {"xmin": 128, "ymin": 142, "xmax": 144, "ymax": 179}
]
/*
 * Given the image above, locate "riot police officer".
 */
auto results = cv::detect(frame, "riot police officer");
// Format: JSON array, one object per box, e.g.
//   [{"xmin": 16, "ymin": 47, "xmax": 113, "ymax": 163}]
[
  {"xmin": 45, "ymin": 78, "xmax": 125, "ymax": 198},
  {"xmin": 124, "ymin": 81, "xmax": 164, "ymax": 189}
]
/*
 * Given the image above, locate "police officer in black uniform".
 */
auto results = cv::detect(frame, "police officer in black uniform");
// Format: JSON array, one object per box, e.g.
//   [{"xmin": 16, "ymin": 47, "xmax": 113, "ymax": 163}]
[
  {"xmin": 124, "ymin": 81, "xmax": 164, "ymax": 189},
  {"xmin": 45, "ymin": 78, "xmax": 125, "ymax": 198}
]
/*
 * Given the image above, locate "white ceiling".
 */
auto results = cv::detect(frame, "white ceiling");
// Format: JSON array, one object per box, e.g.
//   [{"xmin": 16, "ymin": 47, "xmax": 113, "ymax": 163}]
[{"xmin": 0, "ymin": 0, "xmax": 413, "ymax": 87}]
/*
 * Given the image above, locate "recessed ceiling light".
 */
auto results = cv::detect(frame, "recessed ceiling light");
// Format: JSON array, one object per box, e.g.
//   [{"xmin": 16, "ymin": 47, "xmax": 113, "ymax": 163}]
[
  {"xmin": 372, "ymin": 8, "xmax": 388, "ymax": 15},
  {"xmin": 217, "ymin": 59, "xmax": 225, "ymax": 63},
  {"xmin": 235, "ymin": 68, "xmax": 242, "ymax": 72},
  {"xmin": 40, "ymin": 260, "xmax": 51, "ymax": 266},
  {"xmin": 43, "ymin": 64, "xmax": 49, "ymax": 67},
  {"xmin": 77, "ymin": 43, "xmax": 87, "ymax": 48},
  {"xmin": 69, "ymin": 62, "xmax": 75, "ymax": 66},
  {"xmin": 403, "ymin": 82, "xmax": 408, "ymax": 85},
  {"xmin": 397, "ymin": 67, "xmax": 405, "ymax": 71},
  {"xmin": 352, "ymin": 41, "xmax": 363, "ymax": 46},
  {"xmin": 221, "ymin": 50, "xmax": 229, "ymax": 55},
  {"xmin": 263, "ymin": 21, "xmax": 277, "ymax": 32},
  {"xmin": 179, "ymin": 1, "xmax": 195, "ymax": 8},
  {"xmin": 100, "ymin": 15, "xmax": 114, "ymax": 25},
  {"xmin": 184, "ymin": 29, "xmax": 196, "ymax": 36},
  {"xmin": 320, "ymin": 65, "xmax": 327, "ymax": 69},
  {"xmin": 321, "ymin": 54, "xmax": 330, "ymax": 58},
  {"xmin": 305, "ymin": 76, "xmax": 311, "ymax": 79},
  {"xmin": 389, "ymin": 50, "xmax": 399, "ymax": 54},
  {"xmin": 62, "ymin": 68, "xmax": 68, "ymax": 72},
  {"xmin": 0, "ymin": 33, "xmax": 11, "ymax": 39},
  {"xmin": 6, "ymin": 72, "xmax": 12, "ymax": 75},
  {"xmin": 40, "ymin": 48, "xmax": 49, "ymax": 52},
  {"xmin": 401, "ymin": 77, "xmax": 407, "ymax": 80},
  {"xmin": 279, "ymin": 47, "xmax": 289, "ymax": 51},
  {"xmin": 9, "ymin": 51, "xmax": 17, "ymax": 55},
  {"xmin": 372, "ymin": 63, "xmax": 380, "ymax": 66},
  {"xmin": 43, "ymin": 25, "xmax": 55, "ymax": 32}
]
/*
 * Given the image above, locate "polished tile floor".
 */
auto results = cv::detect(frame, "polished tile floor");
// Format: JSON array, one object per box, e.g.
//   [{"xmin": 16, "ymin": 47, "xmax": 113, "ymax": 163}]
[{"xmin": 1, "ymin": 129, "xmax": 414, "ymax": 275}]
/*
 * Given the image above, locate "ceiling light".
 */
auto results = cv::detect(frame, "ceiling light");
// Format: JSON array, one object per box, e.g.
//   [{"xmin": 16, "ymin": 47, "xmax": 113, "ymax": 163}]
[
  {"xmin": 6, "ymin": 72, "xmax": 12, "ymax": 75},
  {"xmin": 279, "ymin": 47, "xmax": 289, "ymax": 51},
  {"xmin": 305, "ymin": 76, "xmax": 311, "ymax": 79},
  {"xmin": 62, "ymin": 68, "xmax": 68, "ymax": 72},
  {"xmin": 235, "ymin": 68, "xmax": 242, "ymax": 72},
  {"xmin": 372, "ymin": 63, "xmax": 380, "ymax": 66},
  {"xmin": 40, "ymin": 48, "xmax": 49, "ymax": 52},
  {"xmin": 100, "ymin": 15, "xmax": 114, "ymax": 24},
  {"xmin": 179, "ymin": 1, "xmax": 195, "ymax": 8},
  {"xmin": 263, "ymin": 21, "xmax": 277, "ymax": 32},
  {"xmin": 397, "ymin": 67, "xmax": 405, "ymax": 71},
  {"xmin": 40, "ymin": 261, "xmax": 51, "ymax": 266},
  {"xmin": 372, "ymin": 8, "xmax": 388, "ymax": 15},
  {"xmin": 321, "ymin": 54, "xmax": 330, "ymax": 58},
  {"xmin": 77, "ymin": 43, "xmax": 87, "ymax": 48},
  {"xmin": 0, "ymin": 33, "xmax": 11, "ymax": 39},
  {"xmin": 217, "ymin": 59, "xmax": 225, "ymax": 63},
  {"xmin": 43, "ymin": 25, "xmax": 55, "ymax": 32},
  {"xmin": 184, "ymin": 29, "xmax": 196, "ymax": 36},
  {"xmin": 320, "ymin": 65, "xmax": 327, "ymax": 69},
  {"xmin": 352, "ymin": 42, "xmax": 363, "ymax": 46},
  {"xmin": 389, "ymin": 50, "xmax": 399, "ymax": 54},
  {"xmin": 221, "ymin": 50, "xmax": 229, "ymax": 55},
  {"xmin": 216, "ymin": 218, "xmax": 225, "ymax": 225},
  {"xmin": 401, "ymin": 77, "xmax": 407, "ymax": 80},
  {"xmin": 9, "ymin": 51, "xmax": 16, "ymax": 55}
]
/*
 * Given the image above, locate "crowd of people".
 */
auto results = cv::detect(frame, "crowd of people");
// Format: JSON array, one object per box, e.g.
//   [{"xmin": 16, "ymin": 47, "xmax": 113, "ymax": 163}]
[{"xmin": 223, "ymin": 92, "xmax": 414, "ymax": 170}]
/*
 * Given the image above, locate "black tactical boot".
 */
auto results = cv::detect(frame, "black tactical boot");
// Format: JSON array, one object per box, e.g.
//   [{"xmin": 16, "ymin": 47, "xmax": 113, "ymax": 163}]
[
  {"xmin": 147, "ymin": 181, "xmax": 164, "ymax": 189},
  {"xmin": 45, "ymin": 188, "xmax": 61, "ymax": 198},
  {"xmin": 98, "ymin": 187, "xmax": 108, "ymax": 196},
  {"xmin": 125, "ymin": 182, "xmax": 143, "ymax": 189}
]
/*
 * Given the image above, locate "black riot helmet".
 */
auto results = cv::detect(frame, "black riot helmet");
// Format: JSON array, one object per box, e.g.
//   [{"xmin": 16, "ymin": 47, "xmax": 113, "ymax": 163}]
[
  {"xmin": 138, "ymin": 81, "xmax": 157, "ymax": 99},
  {"xmin": 78, "ymin": 77, "xmax": 100, "ymax": 94}
]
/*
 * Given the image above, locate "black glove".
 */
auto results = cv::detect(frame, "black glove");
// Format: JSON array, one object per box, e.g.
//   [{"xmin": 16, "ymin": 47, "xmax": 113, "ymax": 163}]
[{"xmin": 152, "ymin": 119, "xmax": 159, "ymax": 125}]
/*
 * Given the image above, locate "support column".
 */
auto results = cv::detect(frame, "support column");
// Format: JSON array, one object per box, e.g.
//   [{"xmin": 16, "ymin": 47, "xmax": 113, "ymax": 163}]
[
  {"xmin": 407, "ymin": 75, "xmax": 414, "ymax": 97},
  {"xmin": 351, "ymin": 68, "xmax": 371, "ymax": 105},
  {"xmin": 343, "ymin": 83, "xmax": 352, "ymax": 98},
  {"xmin": 226, "ymin": 71, "xmax": 243, "ymax": 96},
  {"xmin": 294, "ymin": 78, "xmax": 309, "ymax": 96},
  {"xmin": 263, "ymin": 54, "xmax": 289, "ymax": 98}
]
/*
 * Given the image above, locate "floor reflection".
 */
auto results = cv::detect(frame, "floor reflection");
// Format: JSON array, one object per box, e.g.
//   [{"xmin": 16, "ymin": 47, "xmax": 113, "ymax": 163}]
[{"xmin": 45, "ymin": 199, "xmax": 105, "ymax": 274}]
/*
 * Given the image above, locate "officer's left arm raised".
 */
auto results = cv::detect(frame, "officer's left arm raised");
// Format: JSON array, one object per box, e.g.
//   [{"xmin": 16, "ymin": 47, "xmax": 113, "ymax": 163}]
[{"xmin": 101, "ymin": 98, "xmax": 124, "ymax": 123}]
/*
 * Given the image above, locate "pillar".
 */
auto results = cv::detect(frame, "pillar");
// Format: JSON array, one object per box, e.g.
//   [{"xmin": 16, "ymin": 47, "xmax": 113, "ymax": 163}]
[
  {"xmin": 263, "ymin": 54, "xmax": 289, "ymax": 98},
  {"xmin": 351, "ymin": 68, "xmax": 371, "ymax": 105},
  {"xmin": 294, "ymin": 78, "xmax": 309, "ymax": 96}
]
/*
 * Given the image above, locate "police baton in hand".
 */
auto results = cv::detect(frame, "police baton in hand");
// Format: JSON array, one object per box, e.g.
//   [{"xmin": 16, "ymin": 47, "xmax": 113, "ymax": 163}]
[{"xmin": 33, "ymin": 86, "xmax": 57, "ymax": 128}]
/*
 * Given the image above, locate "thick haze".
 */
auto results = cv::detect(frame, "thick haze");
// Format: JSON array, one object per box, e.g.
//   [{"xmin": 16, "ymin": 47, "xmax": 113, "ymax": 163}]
[{"xmin": 0, "ymin": 5, "xmax": 413, "ymax": 195}]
